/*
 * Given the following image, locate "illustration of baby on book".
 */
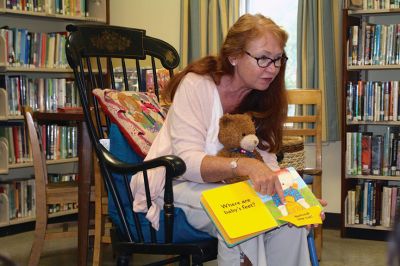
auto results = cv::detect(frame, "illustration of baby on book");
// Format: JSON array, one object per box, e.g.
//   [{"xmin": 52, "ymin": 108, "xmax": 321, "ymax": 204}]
[
  {"xmin": 257, "ymin": 167, "xmax": 322, "ymax": 226},
  {"xmin": 272, "ymin": 168, "xmax": 310, "ymax": 216}
]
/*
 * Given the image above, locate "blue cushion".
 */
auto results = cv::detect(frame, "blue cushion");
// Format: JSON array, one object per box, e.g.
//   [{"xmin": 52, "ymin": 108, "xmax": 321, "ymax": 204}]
[
  {"xmin": 302, "ymin": 174, "xmax": 314, "ymax": 185},
  {"xmin": 108, "ymin": 123, "xmax": 212, "ymax": 243}
]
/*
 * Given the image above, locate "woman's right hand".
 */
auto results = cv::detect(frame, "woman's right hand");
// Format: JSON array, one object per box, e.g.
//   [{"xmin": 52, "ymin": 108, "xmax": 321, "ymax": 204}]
[{"xmin": 238, "ymin": 158, "xmax": 285, "ymax": 203}]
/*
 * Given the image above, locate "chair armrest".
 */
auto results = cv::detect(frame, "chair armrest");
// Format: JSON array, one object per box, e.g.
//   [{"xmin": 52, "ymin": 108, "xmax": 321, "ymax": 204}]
[
  {"xmin": 98, "ymin": 144, "xmax": 186, "ymax": 178},
  {"xmin": 97, "ymin": 144, "xmax": 186, "ymax": 243},
  {"xmin": 299, "ymin": 168, "xmax": 322, "ymax": 176},
  {"xmin": 97, "ymin": 143, "xmax": 185, "ymax": 206}
]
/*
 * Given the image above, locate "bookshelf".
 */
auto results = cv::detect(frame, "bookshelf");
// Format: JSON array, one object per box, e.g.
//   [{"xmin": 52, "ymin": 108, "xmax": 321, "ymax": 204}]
[
  {"xmin": 341, "ymin": 3, "xmax": 400, "ymax": 238},
  {"xmin": 0, "ymin": 0, "xmax": 108, "ymax": 228}
]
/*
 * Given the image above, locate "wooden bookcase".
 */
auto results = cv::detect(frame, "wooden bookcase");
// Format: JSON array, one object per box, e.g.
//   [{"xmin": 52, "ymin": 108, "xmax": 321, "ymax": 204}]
[
  {"xmin": 0, "ymin": 0, "xmax": 108, "ymax": 228},
  {"xmin": 341, "ymin": 6, "xmax": 400, "ymax": 238}
]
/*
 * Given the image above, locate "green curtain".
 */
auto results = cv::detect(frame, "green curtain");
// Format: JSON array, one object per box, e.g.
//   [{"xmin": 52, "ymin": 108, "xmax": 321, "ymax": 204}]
[
  {"xmin": 180, "ymin": 0, "xmax": 241, "ymax": 68},
  {"xmin": 297, "ymin": 0, "xmax": 342, "ymax": 141}
]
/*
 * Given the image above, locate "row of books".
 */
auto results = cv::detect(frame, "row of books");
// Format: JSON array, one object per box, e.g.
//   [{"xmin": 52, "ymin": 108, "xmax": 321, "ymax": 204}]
[
  {"xmin": 0, "ymin": 77, "xmax": 79, "ymax": 116},
  {"xmin": 0, "ymin": 173, "xmax": 78, "ymax": 222},
  {"xmin": 347, "ymin": 0, "xmax": 400, "ymax": 10},
  {"xmin": 0, "ymin": 28, "xmax": 68, "ymax": 68},
  {"xmin": 38, "ymin": 124, "xmax": 78, "ymax": 160},
  {"xmin": 114, "ymin": 67, "xmax": 171, "ymax": 103},
  {"xmin": 347, "ymin": 23, "xmax": 400, "ymax": 66},
  {"xmin": 346, "ymin": 129, "xmax": 400, "ymax": 176},
  {"xmin": 0, "ymin": 125, "xmax": 31, "ymax": 164},
  {"xmin": 0, "ymin": 179, "xmax": 36, "ymax": 220},
  {"xmin": 0, "ymin": 123, "xmax": 78, "ymax": 164},
  {"xmin": 48, "ymin": 172, "xmax": 77, "ymax": 183},
  {"xmin": 5, "ymin": 0, "xmax": 89, "ymax": 17},
  {"xmin": 46, "ymin": 173, "xmax": 78, "ymax": 214},
  {"xmin": 346, "ymin": 80, "xmax": 400, "ymax": 122},
  {"xmin": 48, "ymin": 202, "xmax": 77, "ymax": 213},
  {"xmin": 346, "ymin": 180, "xmax": 400, "ymax": 227}
]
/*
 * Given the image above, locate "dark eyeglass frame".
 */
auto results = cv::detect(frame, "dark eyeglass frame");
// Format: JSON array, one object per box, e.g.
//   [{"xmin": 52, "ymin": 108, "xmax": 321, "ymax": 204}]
[{"xmin": 245, "ymin": 51, "xmax": 288, "ymax": 68}]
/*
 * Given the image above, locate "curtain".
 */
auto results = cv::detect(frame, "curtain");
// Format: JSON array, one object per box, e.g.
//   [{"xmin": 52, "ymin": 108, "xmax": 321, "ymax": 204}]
[
  {"xmin": 297, "ymin": 0, "xmax": 342, "ymax": 141},
  {"xmin": 180, "ymin": 0, "xmax": 241, "ymax": 68}
]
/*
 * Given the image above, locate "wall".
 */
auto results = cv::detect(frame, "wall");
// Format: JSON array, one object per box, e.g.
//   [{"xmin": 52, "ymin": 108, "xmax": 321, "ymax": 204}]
[
  {"xmin": 305, "ymin": 142, "xmax": 341, "ymax": 213},
  {"xmin": 109, "ymin": 0, "xmax": 181, "ymax": 52},
  {"xmin": 109, "ymin": 1, "xmax": 342, "ymax": 214}
]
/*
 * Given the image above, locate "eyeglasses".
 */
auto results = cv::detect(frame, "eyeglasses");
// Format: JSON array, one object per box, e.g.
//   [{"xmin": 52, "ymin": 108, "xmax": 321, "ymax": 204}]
[{"xmin": 245, "ymin": 51, "xmax": 288, "ymax": 68}]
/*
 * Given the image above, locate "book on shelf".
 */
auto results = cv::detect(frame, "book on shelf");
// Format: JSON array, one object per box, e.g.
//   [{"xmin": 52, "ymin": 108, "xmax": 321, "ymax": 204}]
[
  {"xmin": 362, "ymin": 132, "xmax": 373, "ymax": 175},
  {"xmin": 5, "ymin": 1, "xmax": 89, "ymax": 20},
  {"xmin": 200, "ymin": 167, "xmax": 323, "ymax": 247},
  {"xmin": 346, "ymin": 179, "xmax": 400, "ymax": 227},
  {"xmin": 0, "ymin": 179, "xmax": 36, "ymax": 220},
  {"xmin": 346, "ymin": 130, "xmax": 400, "ymax": 177},
  {"xmin": 48, "ymin": 173, "xmax": 78, "ymax": 183},
  {"xmin": 347, "ymin": 22, "xmax": 400, "ymax": 67},
  {"xmin": 0, "ymin": 28, "xmax": 69, "ymax": 69},
  {"xmin": 346, "ymin": 81, "xmax": 400, "ymax": 123},
  {"xmin": 0, "ymin": 124, "xmax": 32, "ymax": 164},
  {"xmin": 345, "ymin": 0, "xmax": 400, "ymax": 10},
  {"xmin": 38, "ymin": 124, "xmax": 78, "ymax": 160},
  {"xmin": 372, "ymin": 135, "xmax": 384, "ymax": 175}
]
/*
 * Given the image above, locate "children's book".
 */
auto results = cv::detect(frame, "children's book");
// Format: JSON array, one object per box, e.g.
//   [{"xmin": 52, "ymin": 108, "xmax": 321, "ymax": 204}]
[{"xmin": 200, "ymin": 167, "xmax": 323, "ymax": 247}]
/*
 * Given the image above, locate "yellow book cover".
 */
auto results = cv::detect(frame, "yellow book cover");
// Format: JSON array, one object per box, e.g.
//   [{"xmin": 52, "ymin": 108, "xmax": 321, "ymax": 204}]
[{"xmin": 200, "ymin": 167, "xmax": 323, "ymax": 247}]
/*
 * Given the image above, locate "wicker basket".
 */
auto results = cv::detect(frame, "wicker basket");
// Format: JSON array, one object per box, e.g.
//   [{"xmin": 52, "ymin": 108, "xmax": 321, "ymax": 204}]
[{"xmin": 278, "ymin": 136, "xmax": 305, "ymax": 170}]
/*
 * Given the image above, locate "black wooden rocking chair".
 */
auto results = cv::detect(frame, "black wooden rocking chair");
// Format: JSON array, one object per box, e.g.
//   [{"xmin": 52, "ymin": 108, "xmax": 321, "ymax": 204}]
[{"xmin": 65, "ymin": 24, "xmax": 217, "ymax": 266}]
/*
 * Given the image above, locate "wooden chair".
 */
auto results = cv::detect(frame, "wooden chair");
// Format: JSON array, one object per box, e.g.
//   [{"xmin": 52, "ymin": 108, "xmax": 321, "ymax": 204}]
[
  {"xmin": 65, "ymin": 24, "xmax": 218, "ymax": 265},
  {"xmin": 284, "ymin": 89, "xmax": 323, "ymax": 261},
  {"xmin": 24, "ymin": 109, "xmax": 78, "ymax": 266},
  {"xmin": 91, "ymin": 153, "xmax": 112, "ymax": 266}
]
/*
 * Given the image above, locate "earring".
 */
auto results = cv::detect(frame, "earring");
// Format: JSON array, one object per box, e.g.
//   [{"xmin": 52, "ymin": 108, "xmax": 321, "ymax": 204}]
[{"xmin": 231, "ymin": 61, "xmax": 236, "ymax": 66}]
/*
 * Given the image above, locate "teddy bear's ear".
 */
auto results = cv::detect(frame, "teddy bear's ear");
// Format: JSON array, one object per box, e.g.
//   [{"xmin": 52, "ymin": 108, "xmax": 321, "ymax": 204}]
[
  {"xmin": 219, "ymin": 114, "xmax": 232, "ymax": 127},
  {"xmin": 244, "ymin": 112, "xmax": 256, "ymax": 120},
  {"xmin": 243, "ymin": 112, "xmax": 251, "ymax": 118}
]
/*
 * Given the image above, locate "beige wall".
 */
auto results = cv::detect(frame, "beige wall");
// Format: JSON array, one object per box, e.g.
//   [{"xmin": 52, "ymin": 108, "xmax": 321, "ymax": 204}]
[
  {"xmin": 109, "ymin": 0, "xmax": 181, "ymax": 53},
  {"xmin": 305, "ymin": 142, "xmax": 342, "ymax": 214},
  {"xmin": 109, "ymin": 1, "xmax": 342, "ymax": 214}
]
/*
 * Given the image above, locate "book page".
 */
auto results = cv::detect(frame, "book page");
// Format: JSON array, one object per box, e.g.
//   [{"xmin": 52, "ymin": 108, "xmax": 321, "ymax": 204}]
[
  {"xmin": 201, "ymin": 181, "xmax": 278, "ymax": 246},
  {"xmin": 257, "ymin": 167, "xmax": 323, "ymax": 226}
]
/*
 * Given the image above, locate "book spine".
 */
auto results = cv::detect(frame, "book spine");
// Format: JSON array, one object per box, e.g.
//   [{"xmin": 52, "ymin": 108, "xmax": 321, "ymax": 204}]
[
  {"xmin": 362, "ymin": 133, "xmax": 372, "ymax": 175},
  {"xmin": 372, "ymin": 135, "xmax": 383, "ymax": 175}
]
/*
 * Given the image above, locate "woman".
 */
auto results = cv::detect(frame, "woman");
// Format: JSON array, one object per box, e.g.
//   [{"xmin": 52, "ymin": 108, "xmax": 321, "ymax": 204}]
[{"xmin": 131, "ymin": 13, "xmax": 315, "ymax": 265}]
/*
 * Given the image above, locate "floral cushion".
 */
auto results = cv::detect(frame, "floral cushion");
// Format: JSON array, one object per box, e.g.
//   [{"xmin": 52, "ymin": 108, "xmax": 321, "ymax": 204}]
[{"xmin": 93, "ymin": 89, "xmax": 165, "ymax": 158}]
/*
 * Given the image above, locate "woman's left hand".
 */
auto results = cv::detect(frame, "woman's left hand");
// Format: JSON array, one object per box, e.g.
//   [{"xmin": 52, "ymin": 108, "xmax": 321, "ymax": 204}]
[{"xmin": 306, "ymin": 198, "xmax": 327, "ymax": 230}]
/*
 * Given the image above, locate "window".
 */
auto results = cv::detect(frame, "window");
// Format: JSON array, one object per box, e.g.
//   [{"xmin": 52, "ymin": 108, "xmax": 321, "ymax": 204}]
[{"xmin": 244, "ymin": 1, "xmax": 298, "ymax": 88}]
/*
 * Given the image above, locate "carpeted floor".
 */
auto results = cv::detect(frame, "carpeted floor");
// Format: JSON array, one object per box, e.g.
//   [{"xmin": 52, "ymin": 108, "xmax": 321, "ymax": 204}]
[{"xmin": 0, "ymin": 228, "xmax": 389, "ymax": 265}]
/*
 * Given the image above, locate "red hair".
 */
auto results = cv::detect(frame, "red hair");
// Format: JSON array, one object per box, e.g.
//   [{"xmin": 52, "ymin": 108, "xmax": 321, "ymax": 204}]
[{"xmin": 163, "ymin": 14, "xmax": 288, "ymax": 153}]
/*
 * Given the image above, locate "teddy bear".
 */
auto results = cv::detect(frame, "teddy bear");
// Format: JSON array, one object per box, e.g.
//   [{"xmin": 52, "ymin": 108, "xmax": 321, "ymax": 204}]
[
  {"xmin": 217, "ymin": 113, "xmax": 264, "ymax": 183},
  {"xmin": 272, "ymin": 168, "xmax": 310, "ymax": 216}
]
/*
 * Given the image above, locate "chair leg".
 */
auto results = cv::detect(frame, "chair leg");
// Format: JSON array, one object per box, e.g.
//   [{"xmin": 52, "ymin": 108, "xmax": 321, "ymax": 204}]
[
  {"xmin": 314, "ymin": 226, "xmax": 322, "ymax": 260},
  {"xmin": 311, "ymin": 174, "xmax": 323, "ymax": 260},
  {"xmin": 178, "ymin": 255, "xmax": 190, "ymax": 266},
  {"xmin": 93, "ymin": 159, "xmax": 106, "ymax": 266},
  {"xmin": 28, "ymin": 218, "xmax": 47, "ymax": 266},
  {"xmin": 117, "ymin": 255, "xmax": 130, "ymax": 266},
  {"xmin": 92, "ymin": 209, "xmax": 103, "ymax": 266}
]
